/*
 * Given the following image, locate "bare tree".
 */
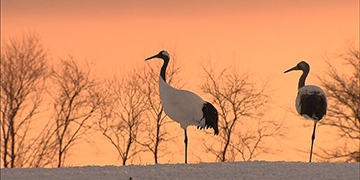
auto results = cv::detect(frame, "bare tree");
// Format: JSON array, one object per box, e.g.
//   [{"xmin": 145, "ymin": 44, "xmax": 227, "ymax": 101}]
[
  {"xmin": 201, "ymin": 65, "xmax": 283, "ymax": 162},
  {"xmin": 98, "ymin": 72, "xmax": 147, "ymax": 165},
  {"xmin": 136, "ymin": 52, "xmax": 182, "ymax": 164},
  {"xmin": 50, "ymin": 57, "xmax": 102, "ymax": 167},
  {"xmin": 23, "ymin": 121, "xmax": 58, "ymax": 167},
  {"xmin": 1, "ymin": 33, "xmax": 47, "ymax": 168},
  {"xmin": 317, "ymin": 47, "xmax": 360, "ymax": 162},
  {"xmin": 232, "ymin": 118, "xmax": 283, "ymax": 161}
]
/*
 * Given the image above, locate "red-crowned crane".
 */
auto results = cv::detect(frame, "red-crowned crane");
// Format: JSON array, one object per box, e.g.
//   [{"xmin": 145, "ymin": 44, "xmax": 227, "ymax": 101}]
[
  {"xmin": 284, "ymin": 61, "xmax": 327, "ymax": 162},
  {"xmin": 145, "ymin": 50, "xmax": 219, "ymax": 164}
]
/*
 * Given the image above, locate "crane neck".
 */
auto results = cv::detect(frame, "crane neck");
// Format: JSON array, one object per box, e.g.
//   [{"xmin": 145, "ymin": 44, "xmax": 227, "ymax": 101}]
[
  {"xmin": 298, "ymin": 69, "xmax": 309, "ymax": 89},
  {"xmin": 160, "ymin": 58, "xmax": 169, "ymax": 82}
]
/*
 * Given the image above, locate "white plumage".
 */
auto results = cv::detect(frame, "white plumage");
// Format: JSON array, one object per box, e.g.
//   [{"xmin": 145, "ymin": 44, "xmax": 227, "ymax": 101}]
[
  {"xmin": 146, "ymin": 50, "xmax": 219, "ymax": 164},
  {"xmin": 159, "ymin": 76, "xmax": 206, "ymax": 129}
]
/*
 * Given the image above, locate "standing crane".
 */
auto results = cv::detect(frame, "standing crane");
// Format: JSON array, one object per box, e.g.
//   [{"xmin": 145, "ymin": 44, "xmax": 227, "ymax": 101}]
[
  {"xmin": 145, "ymin": 50, "xmax": 219, "ymax": 164},
  {"xmin": 284, "ymin": 61, "xmax": 327, "ymax": 162}
]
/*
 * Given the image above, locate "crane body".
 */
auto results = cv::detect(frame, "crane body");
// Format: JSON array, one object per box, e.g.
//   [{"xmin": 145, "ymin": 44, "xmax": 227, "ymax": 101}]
[
  {"xmin": 146, "ymin": 50, "xmax": 219, "ymax": 164},
  {"xmin": 285, "ymin": 61, "xmax": 327, "ymax": 162}
]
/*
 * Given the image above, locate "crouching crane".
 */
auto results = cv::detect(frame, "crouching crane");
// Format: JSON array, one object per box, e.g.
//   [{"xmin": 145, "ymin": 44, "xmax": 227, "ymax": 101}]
[
  {"xmin": 284, "ymin": 61, "xmax": 327, "ymax": 162},
  {"xmin": 146, "ymin": 50, "xmax": 219, "ymax": 164}
]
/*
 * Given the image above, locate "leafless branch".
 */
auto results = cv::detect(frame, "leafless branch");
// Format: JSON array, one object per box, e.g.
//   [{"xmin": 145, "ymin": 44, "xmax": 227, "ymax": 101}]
[
  {"xmin": 200, "ymin": 64, "xmax": 283, "ymax": 162},
  {"xmin": 1, "ymin": 33, "xmax": 48, "ymax": 168},
  {"xmin": 316, "ymin": 47, "xmax": 360, "ymax": 162},
  {"xmin": 50, "ymin": 56, "xmax": 102, "ymax": 167}
]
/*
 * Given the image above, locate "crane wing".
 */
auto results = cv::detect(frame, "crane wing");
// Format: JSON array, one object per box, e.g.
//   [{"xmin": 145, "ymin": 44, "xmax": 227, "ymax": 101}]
[{"xmin": 296, "ymin": 85, "xmax": 327, "ymax": 121}]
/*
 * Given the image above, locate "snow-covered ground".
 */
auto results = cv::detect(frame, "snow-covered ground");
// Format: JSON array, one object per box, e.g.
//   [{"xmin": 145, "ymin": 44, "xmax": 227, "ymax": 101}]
[{"xmin": 1, "ymin": 161, "xmax": 359, "ymax": 180}]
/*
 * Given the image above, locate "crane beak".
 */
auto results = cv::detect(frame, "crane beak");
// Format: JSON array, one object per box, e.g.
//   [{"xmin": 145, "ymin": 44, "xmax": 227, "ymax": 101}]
[
  {"xmin": 145, "ymin": 54, "xmax": 159, "ymax": 61},
  {"xmin": 284, "ymin": 66, "xmax": 297, "ymax": 73}
]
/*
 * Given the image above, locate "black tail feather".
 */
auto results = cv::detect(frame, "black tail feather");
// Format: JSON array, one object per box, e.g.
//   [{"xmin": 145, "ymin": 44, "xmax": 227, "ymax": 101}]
[
  {"xmin": 300, "ymin": 93, "xmax": 327, "ymax": 121},
  {"xmin": 201, "ymin": 102, "xmax": 219, "ymax": 135}
]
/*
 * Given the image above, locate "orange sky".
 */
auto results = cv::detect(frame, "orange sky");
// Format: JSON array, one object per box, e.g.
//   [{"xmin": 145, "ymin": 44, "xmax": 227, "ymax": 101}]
[{"xmin": 1, "ymin": 0, "xmax": 359, "ymax": 166}]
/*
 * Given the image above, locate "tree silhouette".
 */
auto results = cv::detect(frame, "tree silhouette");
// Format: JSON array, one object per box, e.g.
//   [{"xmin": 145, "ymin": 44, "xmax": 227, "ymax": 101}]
[
  {"xmin": 50, "ymin": 57, "xmax": 102, "ymax": 167},
  {"xmin": 317, "ymin": 47, "xmax": 360, "ymax": 162},
  {"xmin": 201, "ymin": 65, "xmax": 283, "ymax": 162},
  {"xmin": 1, "ymin": 33, "xmax": 47, "ymax": 168},
  {"xmin": 98, "ymin": 72, "xmax": 147, "ymax": 165}
]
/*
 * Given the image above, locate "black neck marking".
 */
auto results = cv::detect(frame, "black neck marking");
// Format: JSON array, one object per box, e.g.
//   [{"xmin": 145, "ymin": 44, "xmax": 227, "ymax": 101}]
[
  {"xmin": 160, "ymin": 57, "xmax": 169, "ymax": 82},
  {"xmin": 298, "ymin": 69, "xmax": 309, "ymax": 89}
]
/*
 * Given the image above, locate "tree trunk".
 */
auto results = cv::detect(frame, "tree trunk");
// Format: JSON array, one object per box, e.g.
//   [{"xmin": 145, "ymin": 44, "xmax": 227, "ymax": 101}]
[{"xmin": 10, "ymin": 119, "xmax": 15, "ymax": 168}]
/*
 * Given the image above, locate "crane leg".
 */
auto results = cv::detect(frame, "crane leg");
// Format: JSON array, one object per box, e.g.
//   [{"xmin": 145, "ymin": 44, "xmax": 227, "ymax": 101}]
[
  {"xmin": 309, "ymin": 121, "xmax": 317, "ymax": 162},
  {"xmin": 184, "ymin": 129, "xmax": 188, "ymax": 164}
]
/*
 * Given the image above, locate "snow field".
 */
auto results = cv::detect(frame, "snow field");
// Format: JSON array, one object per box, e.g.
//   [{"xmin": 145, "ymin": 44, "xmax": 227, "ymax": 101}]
[{"xmin": 1, "ymin": 161, "xmax": 359, "ymax": 180}]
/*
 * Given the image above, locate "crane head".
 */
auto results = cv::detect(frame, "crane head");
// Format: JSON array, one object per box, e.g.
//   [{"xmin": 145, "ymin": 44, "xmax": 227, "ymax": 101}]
[
  {"xmin": 284, "ymin": 61, "xmax": 310, "ymax": 73},
  {"xmin": 145, "ymin": 50, "xmax": 170, "ymax": 61}
]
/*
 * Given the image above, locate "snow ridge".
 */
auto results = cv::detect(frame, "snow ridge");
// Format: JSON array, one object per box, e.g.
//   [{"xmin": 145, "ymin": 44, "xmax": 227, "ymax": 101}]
[{"xmin": 1, "ymin": 161, "xmax": 359, "ymax": 180}]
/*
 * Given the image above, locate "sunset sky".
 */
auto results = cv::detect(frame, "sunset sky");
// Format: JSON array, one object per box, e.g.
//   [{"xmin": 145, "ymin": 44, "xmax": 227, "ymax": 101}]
[{"xmin": 2, "ymin": 0, "xmax": 359, "ymax": 166}]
